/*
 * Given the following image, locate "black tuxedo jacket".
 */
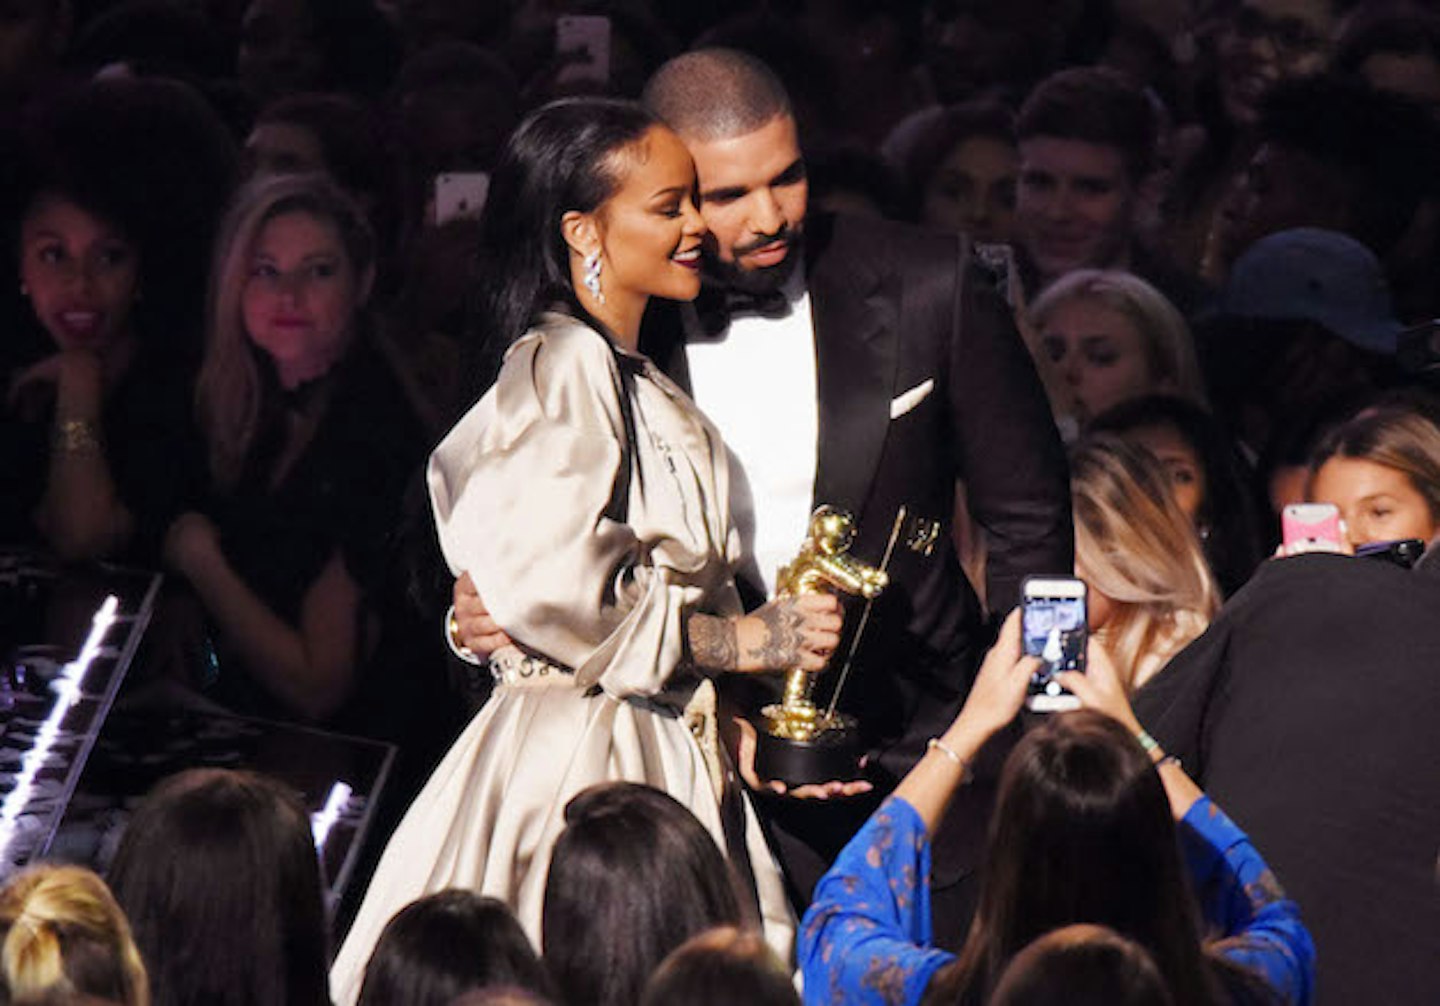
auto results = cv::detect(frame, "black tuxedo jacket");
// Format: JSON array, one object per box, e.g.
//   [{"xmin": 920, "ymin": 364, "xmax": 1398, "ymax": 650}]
[{"xmin": 643, "ymin": 213, "xmax": 1073, "ymax": 783}]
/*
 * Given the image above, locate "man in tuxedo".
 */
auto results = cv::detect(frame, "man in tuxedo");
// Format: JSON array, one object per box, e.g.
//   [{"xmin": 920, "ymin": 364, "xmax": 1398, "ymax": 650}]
[{"xmin": 456, "ymin": 48, "xmax": 1071, "ymax": 924}]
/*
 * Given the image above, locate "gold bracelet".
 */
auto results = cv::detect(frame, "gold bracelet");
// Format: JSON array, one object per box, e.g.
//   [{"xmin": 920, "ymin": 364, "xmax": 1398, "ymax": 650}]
[
  {"xmin": 51, "ymin": 418, "xmax": 102, "ymax": 456},
  {"xmin": 927, "ymin": 737, "xmax": 969, "ymax": 779}
]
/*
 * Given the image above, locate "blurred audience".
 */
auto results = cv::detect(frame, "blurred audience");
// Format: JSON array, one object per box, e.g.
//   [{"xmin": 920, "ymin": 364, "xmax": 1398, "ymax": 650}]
[
  {"xmin": 1013, "ymin": 66, "xmax": 1206, "ymax": 316},
  {"xmin": 903, "ymin": 99, "xmax": 1018, "ymax": 245},
  {"xmin": 2, "ymin": 76, "xmax": 232, "ymax": 561},
  {"xmin": 1089, "ymin": 394, "xmax": 1270, "ymax": 596},
  {"xmin": 1028, "ymin": 269, "xmax": 1206, "ymax": 430}
]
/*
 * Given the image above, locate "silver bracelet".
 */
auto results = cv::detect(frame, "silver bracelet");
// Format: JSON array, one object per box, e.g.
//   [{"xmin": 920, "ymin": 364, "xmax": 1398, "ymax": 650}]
[
  {"xmin": 927, "ymin": 737, "xmax": 969, "ymax": 778},
  {"xmin": 444, "ymin": 604, "xmax": 485, "ymax": 667}
]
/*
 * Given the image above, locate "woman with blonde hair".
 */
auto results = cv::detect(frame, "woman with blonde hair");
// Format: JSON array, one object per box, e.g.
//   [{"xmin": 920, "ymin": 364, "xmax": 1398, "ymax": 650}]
[
  {"xmin": 0, "ymin": 864, "xmax": 149, "ymax": 1005},
  {"xmin": 1028, "ymin": 270, "xmax": 1206, "ymax": 432},
  {"xmin": 1072, "ymin": 436, "xmax": 1220, "ymax": 692},
  {"xmin": 162, "ymin": 172, "xmax": 423, "ymax": 723}
]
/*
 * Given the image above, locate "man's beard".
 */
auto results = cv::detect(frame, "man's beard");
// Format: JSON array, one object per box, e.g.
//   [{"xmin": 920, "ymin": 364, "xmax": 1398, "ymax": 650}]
[{"xmin": 702, "ymin": 227, "xmax": 803, "ymax": 294}]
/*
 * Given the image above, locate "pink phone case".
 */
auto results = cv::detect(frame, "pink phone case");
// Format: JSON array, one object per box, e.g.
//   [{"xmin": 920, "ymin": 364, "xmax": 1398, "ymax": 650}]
[{"xmin": 1282, "ymin": 503, "xmax": 1342, "ymax": 549}]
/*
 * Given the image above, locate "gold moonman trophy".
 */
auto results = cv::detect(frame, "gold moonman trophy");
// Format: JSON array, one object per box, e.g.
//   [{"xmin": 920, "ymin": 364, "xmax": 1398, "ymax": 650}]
[{"xmin": 756, "ymin": 505, "xmax": 888, "ymax": 786}]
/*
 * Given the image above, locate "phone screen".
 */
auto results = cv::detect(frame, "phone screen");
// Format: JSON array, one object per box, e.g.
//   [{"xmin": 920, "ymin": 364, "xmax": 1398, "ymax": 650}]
[{"xmin": 1023, "ymin": 588, "xmax": 1087, "ymax": 710}]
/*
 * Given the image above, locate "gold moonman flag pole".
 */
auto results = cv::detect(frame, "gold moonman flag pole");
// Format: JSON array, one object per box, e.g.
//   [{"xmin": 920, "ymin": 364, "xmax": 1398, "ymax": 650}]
[{"xmin": 823, "ymin": 504, "xmax": 908, "ymax": 723}]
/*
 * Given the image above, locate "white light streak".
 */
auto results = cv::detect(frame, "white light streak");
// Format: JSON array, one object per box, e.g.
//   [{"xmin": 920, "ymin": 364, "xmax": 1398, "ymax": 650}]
[
  {"xmin": 0, "ymin": 595, "xmax": 119, "ymax": 860},
  {"xmin": 310, "ymin": 782, "xmax": 352, "ymax": 851}
]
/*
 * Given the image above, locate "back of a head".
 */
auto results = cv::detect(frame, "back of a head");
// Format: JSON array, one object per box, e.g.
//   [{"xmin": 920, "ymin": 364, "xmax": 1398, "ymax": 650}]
[
  {"xmin": 640, "ymin": 926, "xmax": 797, "ymax": 1006},
  {"xmin": 641, "ymin": 47, "xmax": 791, "ymax": 142},
  {"xmin": 542, "ymin": 783, "xmax": 743, "ymax": 1006},
  {"xmin": 950, "ymin": 710, "xmax": 1212, "ymax": 1002},
  {"xmin": 357, "ymin": 891, "xmax": 548, "ymax": 1006},
  {"xmin": 1016, "ymin": 66, "xmax": 1157, "ymax": 181},
  {"xmin": 988, "ymin": 924, "xmax": 1174, "ymax": 1006},
  {"xmin": 107, "ymin": 768, "xmax": 327, "ymax": 1006},
  {"xmin": 0, "ymin": 864, "xmax": 148, "ymax": 1006}
]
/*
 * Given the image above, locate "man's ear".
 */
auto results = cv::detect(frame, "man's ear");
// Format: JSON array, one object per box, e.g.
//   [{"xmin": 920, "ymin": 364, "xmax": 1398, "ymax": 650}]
[{"xmin": 561, "ymin": 210, "xmax": 598, "ymax": 258}]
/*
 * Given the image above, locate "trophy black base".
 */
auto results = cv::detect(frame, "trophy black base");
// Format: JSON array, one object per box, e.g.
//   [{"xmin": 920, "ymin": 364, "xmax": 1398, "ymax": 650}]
[{"xmin": 754, "ymin": 713, "xmax": 863, "ymax": 787}]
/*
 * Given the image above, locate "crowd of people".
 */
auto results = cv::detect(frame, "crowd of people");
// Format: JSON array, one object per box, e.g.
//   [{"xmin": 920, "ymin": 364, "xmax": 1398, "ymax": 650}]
[{"xmin": 2, "ymin": 1, "xmax": 1438, "ymax": 1004}]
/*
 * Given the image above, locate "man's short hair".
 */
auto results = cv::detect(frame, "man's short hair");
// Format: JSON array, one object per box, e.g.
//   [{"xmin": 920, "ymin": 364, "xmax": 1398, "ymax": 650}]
[
  {"xmin": 641, "ymin": 47, "xmax": 792, "ymax": 142},
  {"xmin": 1015, "ymin": 66, "xmax": 1158, "ymax": 181}
]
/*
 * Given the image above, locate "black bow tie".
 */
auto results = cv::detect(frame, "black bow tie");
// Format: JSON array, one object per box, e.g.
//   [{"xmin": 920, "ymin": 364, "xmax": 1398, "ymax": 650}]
[{"xmin": 694, "ymin": 285, "xmax": 793, "ymax": 336}]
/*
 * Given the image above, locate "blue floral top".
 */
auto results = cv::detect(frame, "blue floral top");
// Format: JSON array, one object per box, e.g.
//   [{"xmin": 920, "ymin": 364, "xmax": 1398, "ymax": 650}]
[{"xmin": 798, "ymin": 795, "xmax": 1315, "ymax": 1006}]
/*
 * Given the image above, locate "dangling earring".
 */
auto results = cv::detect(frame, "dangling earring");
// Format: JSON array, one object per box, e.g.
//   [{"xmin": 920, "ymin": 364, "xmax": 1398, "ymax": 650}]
[
  {"xmin": 19, "ymin": 283, "xmax": 29, "ymax": 297},
  {"xmin": 583, "ymin": 250, "xmax": 604, "ymax": 304}
]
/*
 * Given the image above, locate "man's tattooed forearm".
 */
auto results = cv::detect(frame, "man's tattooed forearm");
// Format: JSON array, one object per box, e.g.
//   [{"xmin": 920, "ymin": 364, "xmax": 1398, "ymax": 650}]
[
  {"xmin": 689, "ymin": 613, "xmax": 739, "ymax": 671},
  {"xmin": 746, "ymin": 601, "xmax": 806, "ymax": 670}
]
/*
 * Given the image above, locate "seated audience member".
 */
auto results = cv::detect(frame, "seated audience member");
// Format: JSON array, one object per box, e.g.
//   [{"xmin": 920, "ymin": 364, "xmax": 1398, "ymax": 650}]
[
  {"xmin": 1305, "ymin": 401, "xmax": 1440, "ymax": 551},
  {"xmin": 1028, "ymin": 269, "xmax": 1206, "ymax": 430},
  {"xmin": 798, "ymin": 611, "xmax": 1313, "ymax": 1006},
  {"xmin": 1012, "ymin": 66, "xmax": 1208, "ymax": 316},
  {"xmin": 1209, "ymin": 74, "xmax": 1439, "ymax": 291},
  {"xmin": 1134, "ymin": 552, "xmax": 1440, "ymax": 1003},
  {"xmin": 640, "ymin": 926, "xmax": 798, "ymax": 1006},
  {"xmin": 357, "ymin": 891, "xmax": 551, "ymax": 1006},
  {"xmin": 542, "ymin": 783, "xmax": 749, "ymax": 1006},
  {"xmin": 0, "ymin": 0, "xmax": 70, "ymax": 108},
  {"xmin": 903, "ymin": 100, "xmax": 1018, "ymax": 246},
  {"xmin": 163, "ymin": 172, "xmax": 424, "ymax": 723},
  {"xmin": 450, "ymin": 988, "xmax": 554, "ymax": 1006},
  {"xmin": 107, "ymin": 768, "xmax": 328, "ymax": 1006},
  {"xmin": 243, "ymin": 91, "xmax": 394, "ymax": 231},
  {"xmin": 988, "ymin": 924, "xmax": 1173, "ymax": 1006},
  {"xmin": 1, "ymin": 77, "xmax": 233, "ymax": 561},
  {"xmin": 235, "ymin": 0, "xmax": 400, "ymax": 104},
  {"xmin": 1197, "ymin": 228, "xmax": 1405, "ymax": 466},
  {"xmin": 1072, "ymin": 436, "xmax": 1219, "ymax": 692},
  {"xmin": 1089, "ymin": 394, "xmax": 1270, "ymax": 596},
  {"xmin": 0, "ymin": 864, "xmax": 149, "ymax": 1006}
]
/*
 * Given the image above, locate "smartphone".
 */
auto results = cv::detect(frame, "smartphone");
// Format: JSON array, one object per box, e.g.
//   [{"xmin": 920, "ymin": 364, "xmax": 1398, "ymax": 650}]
[
  {"xmin": 434, "ymin": 172, "xmax": 490, "ymax": 226},
  {"xmin": 555, "ymin": 14, "xmax": 611, "ymax": 87},
  {"xmin": 1355, "ymin": 537, "xmax": 1426, "ymax": 569},
  {"xmin": 1281, "ymin": 502, "xmax": 1342, "ymax": 552},
  {"xmin": 1022, "ymin": 575, "xmax": 1087, "ymax": 712}
]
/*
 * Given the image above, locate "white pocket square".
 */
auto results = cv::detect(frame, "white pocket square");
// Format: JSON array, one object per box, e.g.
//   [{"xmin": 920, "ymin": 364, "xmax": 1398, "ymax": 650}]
[{"xmin": 889, "ymin": 378, "xmax": 935, "ymax": 419}]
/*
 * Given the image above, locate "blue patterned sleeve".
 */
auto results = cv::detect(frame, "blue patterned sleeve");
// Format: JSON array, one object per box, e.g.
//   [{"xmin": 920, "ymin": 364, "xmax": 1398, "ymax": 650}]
[
  {"xmin": 798, "ymin": 796, "xmax": 956, "ymax": 1006},
  {"xmin": 1179, "ymin": 796, "xmax": 1316, "ymax": 1005}
]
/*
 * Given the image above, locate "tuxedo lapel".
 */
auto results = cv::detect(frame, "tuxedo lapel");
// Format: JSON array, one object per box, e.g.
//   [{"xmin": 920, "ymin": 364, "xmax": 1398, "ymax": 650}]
[{"xmin": 807, "ymin": 217, "xmax": 898, "ymax": 520}]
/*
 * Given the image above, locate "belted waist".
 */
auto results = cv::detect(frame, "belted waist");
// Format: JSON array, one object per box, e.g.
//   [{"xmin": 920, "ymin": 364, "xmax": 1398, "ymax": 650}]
[{"xmin": 490, "ymin": 648, "xmax": 574, "ymax": 689}]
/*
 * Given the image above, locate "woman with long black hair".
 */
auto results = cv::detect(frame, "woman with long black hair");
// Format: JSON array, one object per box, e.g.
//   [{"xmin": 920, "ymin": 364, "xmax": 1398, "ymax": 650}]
[{"xmin": 329, "ymin": 97, "xmax": 839, "ymax": 1001}]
